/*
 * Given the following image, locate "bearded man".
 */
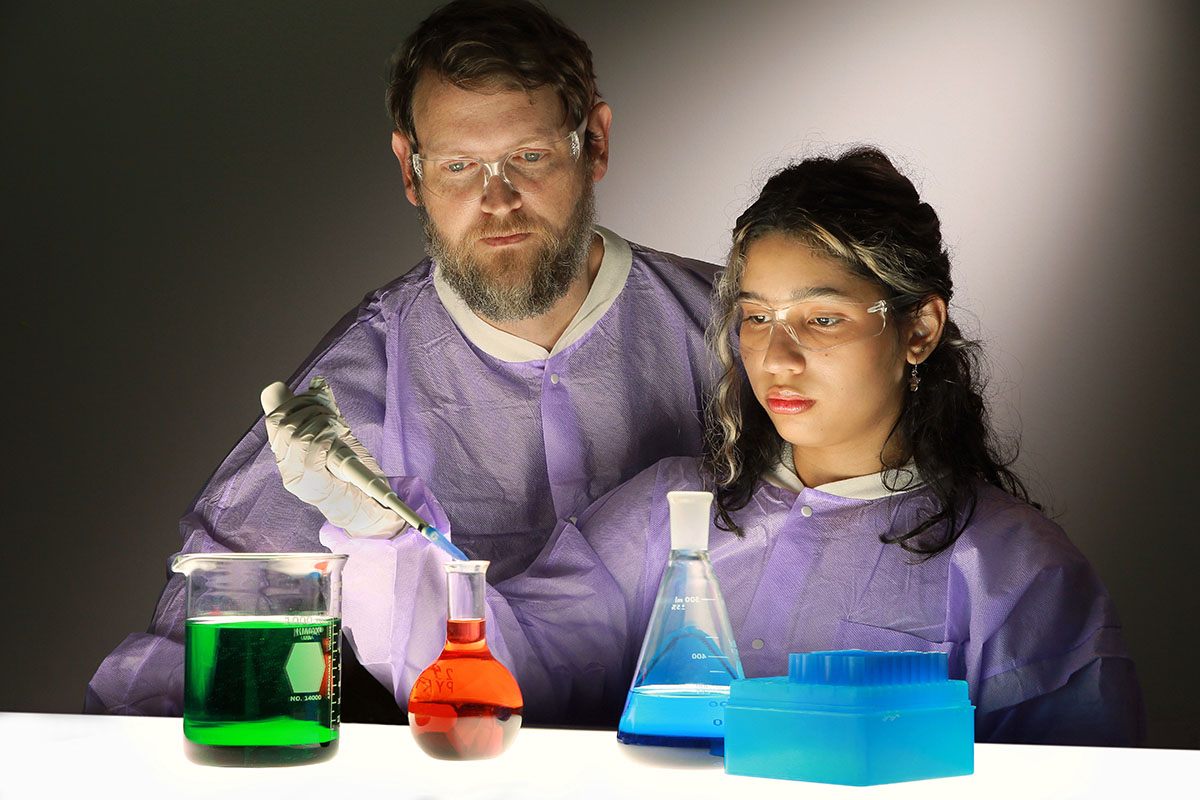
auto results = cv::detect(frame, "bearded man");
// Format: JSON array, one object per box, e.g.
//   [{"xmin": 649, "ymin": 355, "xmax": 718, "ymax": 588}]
[{"xmin": 87, "ymin": 0, "xmax": 714, "ymax": 721}]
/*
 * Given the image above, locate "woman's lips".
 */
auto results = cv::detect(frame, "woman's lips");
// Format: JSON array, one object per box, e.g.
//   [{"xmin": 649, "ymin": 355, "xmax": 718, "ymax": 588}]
[
  {"xmin": 480, "ymin": 233, "xmax": 530, "ymax": 246},
  {"xmin": 766, "ymin": 392, "xmax": 815, "ymax": 414}
]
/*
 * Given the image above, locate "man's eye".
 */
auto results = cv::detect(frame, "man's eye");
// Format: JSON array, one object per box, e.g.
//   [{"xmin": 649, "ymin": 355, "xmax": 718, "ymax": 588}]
[
  {"xmin": 518, "ymin": 151, "xmax": 546, "ymax": 163},
  {"xmin": 444, "ymin": 160, "xmax": 474, "ymax": 174}
]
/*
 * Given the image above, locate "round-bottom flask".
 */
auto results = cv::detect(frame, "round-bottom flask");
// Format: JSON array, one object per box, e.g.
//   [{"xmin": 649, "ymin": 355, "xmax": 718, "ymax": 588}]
[{"xmin": 408, "ymin": 560, "xmax": 523, "ymax": 760}]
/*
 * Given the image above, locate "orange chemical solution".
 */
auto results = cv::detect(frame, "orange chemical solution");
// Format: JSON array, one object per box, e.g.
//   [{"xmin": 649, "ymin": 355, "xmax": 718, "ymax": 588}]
[{"xmin": 408, "ymin": 616, "xmax": 523, "ymax": 760}]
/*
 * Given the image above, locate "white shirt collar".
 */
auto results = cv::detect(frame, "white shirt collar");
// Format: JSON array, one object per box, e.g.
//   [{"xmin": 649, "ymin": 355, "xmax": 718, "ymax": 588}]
[
  {"xmin": 432, "ymin": 225, "xmax": 633, "ymax": 363},
  {"xmin": 763, "ymin": 442, "xmax": 923, "ymax": 500}
]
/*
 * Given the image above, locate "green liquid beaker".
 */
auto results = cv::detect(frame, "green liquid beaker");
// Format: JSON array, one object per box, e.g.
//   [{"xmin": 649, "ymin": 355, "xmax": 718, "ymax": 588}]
[{"xmin": 172, "ymin": 552, "xmax": 348, "ymax": 767}]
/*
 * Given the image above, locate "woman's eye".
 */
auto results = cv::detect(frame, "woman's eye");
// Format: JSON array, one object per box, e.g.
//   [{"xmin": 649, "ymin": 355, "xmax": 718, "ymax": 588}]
[{"xmin": 809, "ymin": 316, "xmax": 843, "ymax": 328}]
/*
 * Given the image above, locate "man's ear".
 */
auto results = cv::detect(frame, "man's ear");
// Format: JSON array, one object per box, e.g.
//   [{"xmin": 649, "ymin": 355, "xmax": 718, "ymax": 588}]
[
  {"xmin": 584, "ymin": 101, "xmax": 612, "ymax": 183},
  {"xmin": 391, "ymin": 131, "xmax": 422, "ymax": 207}
]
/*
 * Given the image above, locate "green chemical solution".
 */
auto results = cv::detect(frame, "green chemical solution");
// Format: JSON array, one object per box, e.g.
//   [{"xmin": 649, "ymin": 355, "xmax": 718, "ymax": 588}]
[{"xmin": 184, "ymin": 615, "xmax": 341, "ymax": 766}]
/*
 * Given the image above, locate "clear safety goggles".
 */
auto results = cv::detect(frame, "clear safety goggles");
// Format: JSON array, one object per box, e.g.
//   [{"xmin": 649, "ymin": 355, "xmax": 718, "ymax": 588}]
[
  {"xmin": 737, "ymin": 298, "xmax": 890, "ymax": 352},
  {"xmin": 412, "ymin": 129, "xmax": 582, "ymax": 202}
]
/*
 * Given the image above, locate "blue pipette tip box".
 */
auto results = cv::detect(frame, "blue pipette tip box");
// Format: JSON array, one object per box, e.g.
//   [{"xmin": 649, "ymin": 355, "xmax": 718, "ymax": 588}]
[{"xmin": 723, "ymin": 650, "xmax": 974, "ymax": 786}]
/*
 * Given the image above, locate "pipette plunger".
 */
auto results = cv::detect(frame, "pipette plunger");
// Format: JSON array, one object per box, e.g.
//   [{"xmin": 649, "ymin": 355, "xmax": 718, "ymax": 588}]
[{"xmin": 260, "ymin": 381, "xmax": 467, "ymax": 560}]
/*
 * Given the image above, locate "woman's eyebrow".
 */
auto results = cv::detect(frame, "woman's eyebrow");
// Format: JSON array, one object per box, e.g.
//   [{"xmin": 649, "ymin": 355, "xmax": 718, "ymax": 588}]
[{"xmin": 737, "ymin": 286, "xmax": 857, "ymax": 303}]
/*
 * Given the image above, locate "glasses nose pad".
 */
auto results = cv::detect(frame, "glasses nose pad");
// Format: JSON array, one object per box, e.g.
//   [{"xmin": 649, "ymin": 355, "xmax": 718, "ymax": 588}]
[
  {"xmin": 474, "ymin": 162, "xmax": 516, "ymax": 204},
  {"xmin": 763, "ymin": 319, "xmax": 804, "ymax": 355},
  {"xmin": 783, "ymin": 322, "xmax": 805, "ymax": 349},
  {"xmin": 496, "ymin": 158, "xmax": 525, "ymax": 193},
  {"xmin": 770, "ymin": 316, "xmax": 799, "ymax": 344},
  {"xmin": 483, "ymin": 159, "xmax": 518, "ymax": 195}
]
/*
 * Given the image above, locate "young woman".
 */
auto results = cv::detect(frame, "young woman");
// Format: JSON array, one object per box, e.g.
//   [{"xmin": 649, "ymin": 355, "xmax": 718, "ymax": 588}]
[{"xmin": 322, "ymin": 147, "xmax": 1143, "ymax": 745}]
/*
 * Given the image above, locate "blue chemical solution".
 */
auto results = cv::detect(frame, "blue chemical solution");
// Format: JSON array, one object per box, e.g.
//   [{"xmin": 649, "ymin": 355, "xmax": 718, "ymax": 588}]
[{"xmin": 617, "ymin": 683, "xmax": 729, "ymax": 748}]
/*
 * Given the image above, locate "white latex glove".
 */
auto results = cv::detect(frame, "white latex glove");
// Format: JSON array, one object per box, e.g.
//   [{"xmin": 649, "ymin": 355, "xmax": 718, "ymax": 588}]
[{"xmin": 262, "ymin": 377, "xmax": 406, "ymax": 539}]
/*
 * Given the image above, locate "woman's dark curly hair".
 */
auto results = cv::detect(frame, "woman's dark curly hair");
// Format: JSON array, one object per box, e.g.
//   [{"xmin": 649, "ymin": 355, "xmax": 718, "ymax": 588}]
[{"xmin": 704, "ymin": 146, "xmax": 1035, "ymax": 557}]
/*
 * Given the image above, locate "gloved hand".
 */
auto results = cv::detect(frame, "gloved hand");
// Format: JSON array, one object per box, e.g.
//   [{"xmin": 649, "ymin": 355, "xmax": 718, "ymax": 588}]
[{"xmin": 262, "ymin": 377, "xmax": 406, "ymax": 538}]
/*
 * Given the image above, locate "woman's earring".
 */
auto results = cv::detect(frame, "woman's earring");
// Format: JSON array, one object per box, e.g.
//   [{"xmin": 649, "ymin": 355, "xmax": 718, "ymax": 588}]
[{"xmin": 909, "ymin": 362, "xmax": 921, "ymax": 392}]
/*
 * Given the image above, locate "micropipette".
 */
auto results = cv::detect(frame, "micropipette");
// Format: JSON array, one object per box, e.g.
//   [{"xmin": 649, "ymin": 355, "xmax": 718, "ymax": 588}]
[{"xmin": 260, "ymin": 380, "xmax": 467, "ymax": 561}]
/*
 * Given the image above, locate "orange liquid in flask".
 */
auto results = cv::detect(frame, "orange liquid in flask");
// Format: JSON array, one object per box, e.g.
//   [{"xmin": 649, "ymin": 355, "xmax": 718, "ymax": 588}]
[{"xmin": 409, "ymin": 563, "xmax": 523, "ymax": 760}]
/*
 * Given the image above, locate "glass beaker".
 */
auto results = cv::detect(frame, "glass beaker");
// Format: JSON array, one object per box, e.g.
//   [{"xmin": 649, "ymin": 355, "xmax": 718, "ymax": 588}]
[
  {"xmin": 171, "ymin": 552, "xmax": 347, "ymax": 767},
  {"xmin": 408, "ymin": 560, "xmax": 523, "ymax": 760},
  {"xmin": 618, "ymin": 491, "xmax": 745, "ymax": 748}
]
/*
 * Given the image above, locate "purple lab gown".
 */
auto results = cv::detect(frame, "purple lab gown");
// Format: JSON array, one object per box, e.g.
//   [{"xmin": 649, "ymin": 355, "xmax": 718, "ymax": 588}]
[
  {"xmin": 319, "ymin": 456, "xmax": 1143, "ymax": 746},
  {"xmin": 86, "ymin": 231, "xmax": 715, "ymax": 715}
]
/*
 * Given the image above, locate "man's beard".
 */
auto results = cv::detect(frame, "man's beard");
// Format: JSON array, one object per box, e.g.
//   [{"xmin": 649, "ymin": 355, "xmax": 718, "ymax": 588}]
[{"xmin": 419, "ymin": 181, "xmax": 596, "ymax": 323}]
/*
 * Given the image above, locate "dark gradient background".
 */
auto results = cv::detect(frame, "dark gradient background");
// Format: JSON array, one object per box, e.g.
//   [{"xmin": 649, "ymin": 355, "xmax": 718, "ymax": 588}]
[{"xmin": 5, "ymin": 1, "xmax": 1198, "ymax": 748}]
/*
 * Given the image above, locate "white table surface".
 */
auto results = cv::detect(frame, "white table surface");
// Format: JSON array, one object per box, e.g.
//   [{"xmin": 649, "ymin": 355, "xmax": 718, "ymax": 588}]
[{"xmin": 1, "ymin": 712, "xmax": 1193, "ymax": 799}]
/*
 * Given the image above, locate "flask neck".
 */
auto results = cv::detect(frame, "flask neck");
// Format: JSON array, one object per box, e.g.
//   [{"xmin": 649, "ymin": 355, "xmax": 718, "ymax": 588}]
[
  {"xmin": 446, "ymin": 617, "xmax": 487, "ymax": 645},
  {"xmin": 668, "ymin": 548, "xmax": 711, "ymax": 561},
  {"xmin": 447, "ymin": 568, "xmax": 486, "ymax": 621}
]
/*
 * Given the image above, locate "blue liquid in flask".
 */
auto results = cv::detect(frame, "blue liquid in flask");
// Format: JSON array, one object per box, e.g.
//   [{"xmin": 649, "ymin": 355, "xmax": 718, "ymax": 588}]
[{"xmin": 618, "ymin": 491, "xmax": 744, "ymax": 749}]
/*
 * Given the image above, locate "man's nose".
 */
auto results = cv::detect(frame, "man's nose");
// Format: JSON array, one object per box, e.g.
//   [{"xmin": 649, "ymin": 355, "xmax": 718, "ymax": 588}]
[{"xmin": 479, "ymin": 165, "xmax": 522, "ymax": 215}]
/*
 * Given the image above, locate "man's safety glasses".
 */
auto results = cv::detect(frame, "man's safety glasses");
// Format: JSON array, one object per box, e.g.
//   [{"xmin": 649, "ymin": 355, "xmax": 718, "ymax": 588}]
[{"xmin": 412, "ymin": 129, "xmax": 582, "ymax": 202}]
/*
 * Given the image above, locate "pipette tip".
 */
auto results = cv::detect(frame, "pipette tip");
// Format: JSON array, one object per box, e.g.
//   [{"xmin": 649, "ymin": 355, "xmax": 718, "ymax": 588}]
[{"xmin": 421, "ymin": 525, "xmax": 468, "ymax": 561}]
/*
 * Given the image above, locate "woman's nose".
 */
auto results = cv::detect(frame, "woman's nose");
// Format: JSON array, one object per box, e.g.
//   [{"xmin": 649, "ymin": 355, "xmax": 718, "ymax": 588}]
[{"xmin": 760, "ymin": 323, "xmax": 807, "ymax": 373}]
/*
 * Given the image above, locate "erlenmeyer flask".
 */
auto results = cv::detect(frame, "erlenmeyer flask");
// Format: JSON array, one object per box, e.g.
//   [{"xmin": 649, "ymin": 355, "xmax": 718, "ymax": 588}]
[
  {"xmin": 617, "ymin": 491, "xmax": 744, "ymax": 748},
  {"xmin": 408, "ymin": 560, "xmax": 523, "ymax": 760}
]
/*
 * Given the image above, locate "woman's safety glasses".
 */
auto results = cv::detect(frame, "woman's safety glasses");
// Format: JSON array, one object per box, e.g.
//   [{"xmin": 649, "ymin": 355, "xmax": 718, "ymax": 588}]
[
  {"xmin": 737, "ymin": 298, "xmax": 890, "ymax": 352},
  {"xmin": 412, "ymin": 130, "xmax": 582, "ymax": 202}
]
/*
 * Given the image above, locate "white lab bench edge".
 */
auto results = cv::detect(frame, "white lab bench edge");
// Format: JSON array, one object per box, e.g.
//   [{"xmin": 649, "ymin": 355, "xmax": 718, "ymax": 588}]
[{"xmin": 0, "ymin": 711, "xmax": 1192, "ymax": 799}]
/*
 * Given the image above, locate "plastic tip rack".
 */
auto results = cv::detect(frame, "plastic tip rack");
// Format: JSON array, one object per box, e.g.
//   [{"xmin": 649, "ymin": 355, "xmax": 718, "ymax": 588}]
[
  {"xmin": 790, "ymin": 649, "xmax": 947, "ymax": 685},
  {"xmin": 723, "ymin": 650, "xmax": 974, "ymax": 786}
]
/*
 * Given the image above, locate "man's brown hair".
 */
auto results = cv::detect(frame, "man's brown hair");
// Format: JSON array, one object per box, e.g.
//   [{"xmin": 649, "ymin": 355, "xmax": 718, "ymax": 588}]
[{"xmin": 388, "ymin": 0, "xmax": 599, "ymax": 150}]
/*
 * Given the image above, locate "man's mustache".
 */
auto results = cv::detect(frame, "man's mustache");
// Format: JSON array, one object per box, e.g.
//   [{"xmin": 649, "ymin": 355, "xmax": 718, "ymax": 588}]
[{"xmin": 471, "ymin": 213, "xmax": 553, "ymax": 241}]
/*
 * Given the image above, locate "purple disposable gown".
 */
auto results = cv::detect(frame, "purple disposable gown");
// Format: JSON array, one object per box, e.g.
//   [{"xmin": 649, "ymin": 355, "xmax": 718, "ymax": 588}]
[
  {"xmin": 86, "ymin": 228, "xmax": 715, "ymax": 715},
  {"xmin": 321, "ymin": 456, "xmax": 1144, "ymax": 746}
]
